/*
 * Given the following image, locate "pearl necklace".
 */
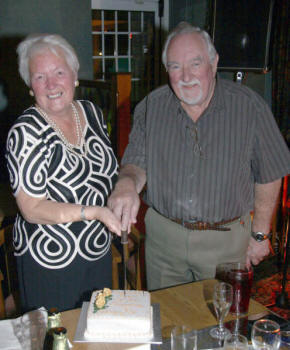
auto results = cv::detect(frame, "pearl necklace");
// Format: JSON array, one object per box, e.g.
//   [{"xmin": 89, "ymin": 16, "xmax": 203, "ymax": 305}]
[{"xmin": 36, "ymin": 102, "xmax": 87, "ymax": 156}]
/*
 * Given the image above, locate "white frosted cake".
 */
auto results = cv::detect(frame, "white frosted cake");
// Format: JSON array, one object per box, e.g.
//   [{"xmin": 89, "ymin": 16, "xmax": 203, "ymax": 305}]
[{"xmin": 84, "ymin": 288, "xmax": 153, "ymax": 341}]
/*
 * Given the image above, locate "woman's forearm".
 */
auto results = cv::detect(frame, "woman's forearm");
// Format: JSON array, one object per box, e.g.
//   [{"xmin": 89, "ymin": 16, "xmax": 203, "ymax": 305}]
[{"xmin": 16, "ymin": 188, "xmax": 100, "ymax": 224}]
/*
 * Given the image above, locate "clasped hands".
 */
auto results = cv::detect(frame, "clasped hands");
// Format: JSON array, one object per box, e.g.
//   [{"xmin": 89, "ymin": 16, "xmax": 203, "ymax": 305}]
[{"xmin": 107, "ymin": 178, "xmax": 140, "ymax": 235}]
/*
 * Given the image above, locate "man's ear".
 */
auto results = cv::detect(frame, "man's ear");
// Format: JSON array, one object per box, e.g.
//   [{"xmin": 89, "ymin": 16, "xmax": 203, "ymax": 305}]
[{"xmin": 212, "ymin": 54, "xmax": 219, "ymax": 76}]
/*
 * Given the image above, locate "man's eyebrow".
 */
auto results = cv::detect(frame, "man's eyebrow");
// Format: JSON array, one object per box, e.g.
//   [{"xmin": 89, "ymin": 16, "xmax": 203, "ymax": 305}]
[
  {"xmin": 191, "ymin": 56, "xmax": 203, "ymax": 63},
  {"xmin": 167, "ymin": 61, "xmax": 179, "ymax": 65}
]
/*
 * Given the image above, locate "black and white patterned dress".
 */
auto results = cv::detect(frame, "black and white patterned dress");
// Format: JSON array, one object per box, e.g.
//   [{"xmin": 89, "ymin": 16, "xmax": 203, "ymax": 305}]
[{"xmin": 6, "ymin": 100, "xmax": 118, "ymax": 311}]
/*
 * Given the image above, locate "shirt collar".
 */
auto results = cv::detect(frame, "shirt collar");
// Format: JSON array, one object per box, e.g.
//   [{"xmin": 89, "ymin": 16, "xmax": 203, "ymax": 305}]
[{"xmin": 207, "ymin": 74, "xmax": 226, "ymax": 113}]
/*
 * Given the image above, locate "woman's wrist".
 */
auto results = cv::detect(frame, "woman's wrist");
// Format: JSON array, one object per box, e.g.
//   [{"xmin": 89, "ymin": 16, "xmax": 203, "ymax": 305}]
[{"xmin": 80, "ymin": 206, "xmax": 87, "ymax": 220}]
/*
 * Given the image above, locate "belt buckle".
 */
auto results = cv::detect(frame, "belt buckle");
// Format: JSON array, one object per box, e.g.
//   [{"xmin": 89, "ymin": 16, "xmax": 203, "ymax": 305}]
[
  {"xmin": 187, "ymin": 218, "xmax": 198, "ymax": 224},
  {"xmin": 181, "ymin": 218, "xmax": 196, "ymax": 228}
]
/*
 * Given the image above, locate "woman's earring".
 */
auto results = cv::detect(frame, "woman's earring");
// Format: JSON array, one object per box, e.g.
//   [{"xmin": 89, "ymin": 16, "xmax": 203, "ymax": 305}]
[
  {"xmin": 74, "ymin": 80, "xmax": 79, "ymax": 87},
  {"xmin": 29, "ymin": 90, "xmax": 34, "ymax": 97}
]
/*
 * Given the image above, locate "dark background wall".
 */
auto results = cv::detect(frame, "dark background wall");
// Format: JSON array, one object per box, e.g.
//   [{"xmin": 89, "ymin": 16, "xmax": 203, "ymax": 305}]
[
  {"xmin": 170, "ymin": 0, "xmax": 209, "ymax": 29},
  {"xmin": 0, "ymin": 0, "xmax": 93, "ymax": 120},
  {"xmin": 168, "ymin": 0, "xmax": 273, "ymax": 107},
  {"xmin": 0, "ymin": 0, "xmax": 279, "ymax": 126}
]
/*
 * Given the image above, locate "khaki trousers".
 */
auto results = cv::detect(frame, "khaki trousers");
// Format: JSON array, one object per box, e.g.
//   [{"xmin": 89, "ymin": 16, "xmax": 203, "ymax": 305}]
[{"xmin": 145, "ymin": 208, "xmax": 251, "ymax": 291}]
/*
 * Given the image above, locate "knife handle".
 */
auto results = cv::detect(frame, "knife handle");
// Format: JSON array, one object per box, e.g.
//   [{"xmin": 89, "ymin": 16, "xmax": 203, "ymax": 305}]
[{"xmin": 121, "ymin": 230, "xmax": 128, "ymax": 244}]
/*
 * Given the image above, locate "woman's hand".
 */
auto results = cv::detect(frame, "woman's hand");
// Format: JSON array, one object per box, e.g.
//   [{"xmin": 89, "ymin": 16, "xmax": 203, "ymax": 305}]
[{"xmin": 92, "ymin": 206, "xmax": 122, "ymax": 236}]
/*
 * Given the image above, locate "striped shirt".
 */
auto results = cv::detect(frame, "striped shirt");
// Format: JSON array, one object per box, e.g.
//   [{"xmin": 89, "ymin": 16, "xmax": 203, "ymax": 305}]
[{"xmin": 122, "ymin": 78, "xmax": 290, "ymax": 222}]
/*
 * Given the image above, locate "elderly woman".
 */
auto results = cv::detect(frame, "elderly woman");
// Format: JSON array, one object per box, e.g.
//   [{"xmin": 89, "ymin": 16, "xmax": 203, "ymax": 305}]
[{"xmin": 6, "ymin": 33, "xmax": 121, "ymax": 312}]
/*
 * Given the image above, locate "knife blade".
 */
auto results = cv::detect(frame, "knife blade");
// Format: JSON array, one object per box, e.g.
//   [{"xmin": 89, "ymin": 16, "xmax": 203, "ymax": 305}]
[{"xmin": 121, "ymin": 230, "xmax": 129, "ymax": 293}]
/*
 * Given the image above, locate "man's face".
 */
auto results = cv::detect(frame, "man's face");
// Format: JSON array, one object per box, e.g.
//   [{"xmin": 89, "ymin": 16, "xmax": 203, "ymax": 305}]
[{"xmin": 166, "ymin": 32, "xmax": 218, "ymax": 110}]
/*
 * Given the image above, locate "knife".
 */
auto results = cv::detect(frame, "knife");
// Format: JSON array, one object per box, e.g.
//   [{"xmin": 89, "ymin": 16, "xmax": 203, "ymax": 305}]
[{"xmin": 121, "ymin": 230, "xmax": 129, "ymax": 293}]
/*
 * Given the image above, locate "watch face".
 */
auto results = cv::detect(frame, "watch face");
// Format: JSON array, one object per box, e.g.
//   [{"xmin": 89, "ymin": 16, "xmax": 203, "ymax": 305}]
[
  {"xmin": 255, "ymin": 233, "xmax": 265, "ymax": 242},
  {"xmin": 252, "ymin": 231, "xmax": 267, "ymax": 242}
]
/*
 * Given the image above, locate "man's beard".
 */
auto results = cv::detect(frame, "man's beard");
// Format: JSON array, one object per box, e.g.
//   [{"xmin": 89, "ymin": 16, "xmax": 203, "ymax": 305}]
[{"xmin": 177, "ymin": 79, "xmax": 203, "ymax": 105}]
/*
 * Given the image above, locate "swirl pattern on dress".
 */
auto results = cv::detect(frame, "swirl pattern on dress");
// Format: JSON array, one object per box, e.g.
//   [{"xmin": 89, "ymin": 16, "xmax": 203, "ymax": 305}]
[{"xmin": 6, "ymin": 101, "xmax": 118, "ymax": 269}]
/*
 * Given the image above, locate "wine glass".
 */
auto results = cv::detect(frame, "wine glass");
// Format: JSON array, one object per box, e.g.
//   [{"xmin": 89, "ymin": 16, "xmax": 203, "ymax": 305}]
[
  {"xmin": 224, "ymin": 333, "xmax": 248, "ymax": 350},
  {"xmin": 171, "ymin": 325, "xmax": 198, "ymax": 350},
  {"xmin": 216, "ymin": 262, "xmax": 253, "ymax": 316},
  {"xmin": 215, "ymin": 262, "xmax": 232, "ymax": 282},
  {"xmin": 251, "ymin": 319, "xmax": 281, "ymax": 350},
  {"xmin": 280, "ymin": 330, "xmax": 290, "ymax": 350},
  {"xmin": 209, "ymin": 282, "xmax": 233, "ymax": 339}
]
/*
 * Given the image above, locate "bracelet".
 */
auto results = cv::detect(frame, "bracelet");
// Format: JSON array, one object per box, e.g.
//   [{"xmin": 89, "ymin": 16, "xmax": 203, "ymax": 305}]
[{"xmin": 80, "ymin": 206, "xmax": 86, "ymax": 221}]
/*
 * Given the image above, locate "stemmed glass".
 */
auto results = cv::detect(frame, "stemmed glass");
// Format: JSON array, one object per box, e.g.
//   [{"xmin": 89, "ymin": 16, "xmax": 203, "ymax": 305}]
[
  {"xmin": 209, "ymin": 282, "xmax": 233, "ymax": 339},
  {"xmin": 280, "ymin": 330, "xmax": 290, "ymax": 350},
  {"xmin": 216, "ymin": 262, "xmax": 253, "ymax": 316},
  {"xmin": 171, "ymin": 325, "xmax": 198, "ymax": 350},
  {"xmin": 251, "ymin": 319, "xmax": 281, "ymax": 350},
  {"xmin": 224, "ymin": 333, "xmax": 248, "ymax": 350},
  {"xmin": 215, "ymin": 262, "xmax": 231, "ymax": 282}
]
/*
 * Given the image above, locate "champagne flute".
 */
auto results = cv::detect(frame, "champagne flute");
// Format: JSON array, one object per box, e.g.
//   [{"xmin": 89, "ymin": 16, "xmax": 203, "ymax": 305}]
[
  {"xmin": 224, "ymin": 333, "xmax": 248, "ymax": 350},
  {"xmin": 171, "ymin": 325, "xmax": 198, "ymax": 350},
  {"xmin": 280, "ymin": 330, "xmax": 290, "ymax": 350},
  {"xmin": 215, "ymin": 262, "xmax": 231, "ymax": 282},
  {"xmin": 209, "ymin": 282, "xmax": 233, "ymax": 339},
  {"xmin": 251, "ymin": 319, "xmax": 281, "ymax": 350},
  {"xmin": 216, "ymin": 262, "xmax": 253, "ymax": 316}
]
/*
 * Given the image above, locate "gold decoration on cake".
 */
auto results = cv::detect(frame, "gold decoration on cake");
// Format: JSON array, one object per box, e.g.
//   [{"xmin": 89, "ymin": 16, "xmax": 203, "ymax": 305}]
[
  {"xmin": 95, "ymin": 294, "xmax": 106, "ymax": 308},
  {"xmin": 93, "ymin": 288, "xmax": 112, "ymax": 312},
  {"xmin": 103, "ymin": 288, "xmax": 112, "ymax": 297}
]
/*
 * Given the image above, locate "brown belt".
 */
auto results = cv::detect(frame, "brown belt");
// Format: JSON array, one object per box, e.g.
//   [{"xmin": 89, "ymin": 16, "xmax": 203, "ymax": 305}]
[{"xmin": 171, "ymin": 216, "xmax": 241, "ymax": 231}]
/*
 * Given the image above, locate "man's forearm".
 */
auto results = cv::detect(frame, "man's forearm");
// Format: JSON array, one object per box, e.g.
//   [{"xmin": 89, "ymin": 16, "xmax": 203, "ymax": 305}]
[
  {"xmin": 252, "ymin": 179, "xmax": 282, "ymax": 233},
  {"xmin": 108, "ymin": 164, "xmax": 146, "ymax": 231},
  {"xmin": 117, "ymin": 164, "xmax": 147, "ymax": 194}
]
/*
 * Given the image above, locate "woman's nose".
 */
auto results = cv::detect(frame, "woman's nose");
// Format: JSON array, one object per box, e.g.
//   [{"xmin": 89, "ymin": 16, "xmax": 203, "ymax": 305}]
[{"xmin": 46, "ymin": 76, "xmax": 56, "ymax": 89}]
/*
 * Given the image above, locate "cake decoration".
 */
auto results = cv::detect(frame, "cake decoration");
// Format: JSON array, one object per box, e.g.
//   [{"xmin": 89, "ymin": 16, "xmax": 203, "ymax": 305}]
[{"xmin": 93, "ymin": 288, "xmax": 113, "ymax": 312}]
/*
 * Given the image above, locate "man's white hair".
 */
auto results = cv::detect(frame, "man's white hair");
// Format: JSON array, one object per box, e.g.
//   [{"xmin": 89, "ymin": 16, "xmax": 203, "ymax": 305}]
[{"xmin": 162, "ymin": 22, "xmax": 217, "ymax": 68}]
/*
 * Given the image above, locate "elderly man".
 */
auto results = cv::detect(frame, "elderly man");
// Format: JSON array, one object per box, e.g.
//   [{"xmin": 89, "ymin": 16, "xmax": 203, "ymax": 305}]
[{"xmin": 108, "ymin": 22, "xmax": 290, "ymax": 290}]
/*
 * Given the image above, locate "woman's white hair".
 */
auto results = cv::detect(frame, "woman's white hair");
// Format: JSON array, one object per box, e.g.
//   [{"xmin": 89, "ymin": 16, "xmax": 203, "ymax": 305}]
[
  {"xmin": 162, "ymin": 22, "xmax": 217, "ymax": 68},
  {"xmin": 17, "ymin": 33, "xmax": 80, "ymax": 86}
]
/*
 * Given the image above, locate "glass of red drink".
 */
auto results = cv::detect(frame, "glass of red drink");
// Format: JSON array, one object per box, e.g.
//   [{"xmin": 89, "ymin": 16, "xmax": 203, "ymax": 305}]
[{"xmin": 215, "ymin": 262, "xmax": 253, "ymax": 316}]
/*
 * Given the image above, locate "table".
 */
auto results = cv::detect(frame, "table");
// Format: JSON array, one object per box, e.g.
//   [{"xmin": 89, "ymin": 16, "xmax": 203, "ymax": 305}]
[{"xmin": 61, "ymin": 280, "xmax": 268, "ymax": 350}]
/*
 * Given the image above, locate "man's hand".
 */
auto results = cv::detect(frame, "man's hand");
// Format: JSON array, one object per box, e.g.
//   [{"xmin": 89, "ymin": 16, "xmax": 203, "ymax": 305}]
[
  {"xmin": 108, "ymin": 177, "xmax": 140, "ymax": 232},
  {"xmin": 108, "ymin": 164, "xmax": 146, "ymax": 232},
  {"xmin": 246, "ymin": 237, "xmax": 271, "ymax": 266}
]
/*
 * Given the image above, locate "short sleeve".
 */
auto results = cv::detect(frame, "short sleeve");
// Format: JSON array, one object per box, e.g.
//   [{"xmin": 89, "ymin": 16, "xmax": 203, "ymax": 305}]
[
  {"xmin": 6, "ymin": 121, "xmax": 49, "ymax": 197},
  {"xmin": 121, "ymin": 96, "xmax": 147, "ymax": 170},
  {"xmin": 251, "ymin": 95, "xmax": 290, "ymax": 184}
]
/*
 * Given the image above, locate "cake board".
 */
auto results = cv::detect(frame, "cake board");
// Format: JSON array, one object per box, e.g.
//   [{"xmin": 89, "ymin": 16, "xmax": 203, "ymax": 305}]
[{"xmin": 74, "ymin": 302, "xmax": 162, "ymax": 346}]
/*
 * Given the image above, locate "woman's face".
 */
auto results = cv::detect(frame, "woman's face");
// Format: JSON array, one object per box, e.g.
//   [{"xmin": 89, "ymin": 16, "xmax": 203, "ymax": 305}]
[{"xmin": 29, "ymin": 48, "xmax": 76, "ymax": 117}]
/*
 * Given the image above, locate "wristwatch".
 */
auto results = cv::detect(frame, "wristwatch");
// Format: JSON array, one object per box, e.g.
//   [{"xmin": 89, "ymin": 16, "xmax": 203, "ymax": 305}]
[{"xmin": 251, "ymin": 231, "xmax": 270, "ymax": 242}]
